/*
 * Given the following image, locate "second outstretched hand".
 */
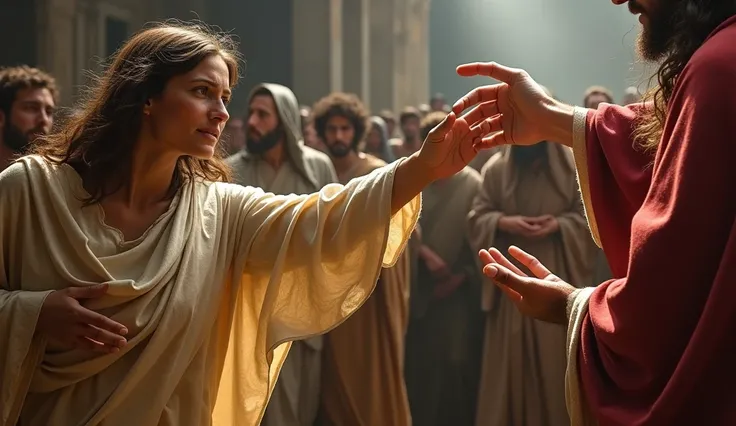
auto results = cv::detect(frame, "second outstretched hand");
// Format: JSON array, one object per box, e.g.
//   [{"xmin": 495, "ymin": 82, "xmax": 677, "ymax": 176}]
[
  {"xmin": 452, "ymin": 61, "xmax": 577, "ymax": 150},
  {"xmin": 480, "ymin": 245, "xmax": 576, "ymax": 324}
]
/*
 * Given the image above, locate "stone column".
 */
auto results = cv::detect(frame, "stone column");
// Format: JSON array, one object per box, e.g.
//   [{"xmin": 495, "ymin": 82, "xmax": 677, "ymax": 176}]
[
  {"xmin": 292, "ymin": 0, "xmax": 343, "ymax": 106},
  {"xmin": 368, "ymin": 0, "xmax": 395, "ymax": 112},
  {"xmin": 393, "ymin": 0, "xmax": 430, "ymax": 112},
  {"xmin": 341, "ymin": 0, "xmax": 370, "ymax": 107},
  {"xmin": 37, "ymin": 0, "xmax": 77, "ymax": 106}
]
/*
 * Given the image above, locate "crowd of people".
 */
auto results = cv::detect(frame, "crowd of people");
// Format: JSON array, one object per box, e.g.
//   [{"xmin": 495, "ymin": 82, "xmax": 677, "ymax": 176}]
[{"xmin": 2, "ymin": 0, "xmax": 736, "ymax": 424}]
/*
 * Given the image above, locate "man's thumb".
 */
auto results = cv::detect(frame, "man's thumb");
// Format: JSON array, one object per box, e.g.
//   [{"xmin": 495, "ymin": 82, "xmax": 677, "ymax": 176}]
[{"xmin": 67, "ymin": 283, "xmax": 109, "ymax": 299}]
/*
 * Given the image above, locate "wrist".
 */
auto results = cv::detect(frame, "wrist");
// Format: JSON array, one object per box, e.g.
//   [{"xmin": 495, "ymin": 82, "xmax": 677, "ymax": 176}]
[{"xmin": 543, "ymin": 100, "xmax": 576, "ymax": 148}]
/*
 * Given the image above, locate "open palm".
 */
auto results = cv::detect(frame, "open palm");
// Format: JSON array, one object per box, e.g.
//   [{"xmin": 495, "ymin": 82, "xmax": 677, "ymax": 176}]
[
  {"xmin": 452, "ymin": 62, "xmax": 557, "ymax": 150},
  {"xmin": 480, "ymin": 245, "xmax": 575, "ymax": 324}
]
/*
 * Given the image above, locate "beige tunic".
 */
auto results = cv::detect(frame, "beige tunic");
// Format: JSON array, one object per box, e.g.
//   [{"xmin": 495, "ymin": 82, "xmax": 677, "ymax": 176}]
[
  {"xmin": 317, "ymin": 154, "xmax": 413, "ymax": 426},
  {"xmin": 405, "ymin": 167, "xmax": 485, "ymax": 426},
  {"xmin": 0, "ymin": 155, "xmax": 420, "ymax": 426},
  {"xmin": 225, "ymin": 83, "xmax": 339, "ymax": 426},
  {"xmin": 468, "ymin": 145, "xmax": 597, "ymax": 426}
]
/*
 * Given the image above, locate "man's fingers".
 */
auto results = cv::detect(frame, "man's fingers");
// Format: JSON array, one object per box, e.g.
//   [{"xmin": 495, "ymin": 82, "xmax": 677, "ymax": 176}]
[
  {"xmin": 461, "ymin": 101, "xmax": 499, "ymax": 127},
  {"xmin": 483, "ymin": 263, "xmax": 531, "ymax": 293},
  {"xmin": 426, "ymin": 112, "xmax": 456, "ymax": 142},
  {"xmin": 456, "ymin": 62, "xmax": 521, "ymax": 83},
  {"xmin": 76, "ymin": 306, "xmax": 128, "ymax": 336},
  {"xmin": 452, "ymin": 85, "xmax": 503, "ymax": 115},
  {"xmin": 487, "ymin": 247, "xmax": 527, "ymax": 277},
  {"xmin": 479, "ymin": 249, "xmax": 494, "ymax": 265},
  {"xmin": 473, "ymin": 131, "xmax": 509, "ymax": 151},
  {"xmin": 469, "ymin": 116, "xmax": 503, "ymax": 140},
  {"xmin": 66, "ymin": 283, "xmax": 109, "ymax": 299},
  {"xmin": 508, "ymin": 246, "xmax": 553, "ymax": 279}
]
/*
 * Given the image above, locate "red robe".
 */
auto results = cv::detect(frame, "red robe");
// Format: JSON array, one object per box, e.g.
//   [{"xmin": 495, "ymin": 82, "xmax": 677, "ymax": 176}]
[{"xmin": 577, "ymin": 15, "xmax": 736, "ymax": 426}]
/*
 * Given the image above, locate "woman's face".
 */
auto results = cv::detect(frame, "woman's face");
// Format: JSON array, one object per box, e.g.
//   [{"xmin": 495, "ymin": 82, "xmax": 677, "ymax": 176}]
[
  {"xmin": 366, "ymin": 125, "xmax": 382, "ymax": 152},
  {"xmin": 143, "ymin": 54, "xmax": 231, "ymax": 160}
]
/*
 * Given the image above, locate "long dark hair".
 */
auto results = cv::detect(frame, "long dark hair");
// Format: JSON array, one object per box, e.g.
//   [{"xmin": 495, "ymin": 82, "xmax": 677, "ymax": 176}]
[
  {"xmin": 32, "ymin": 21, "xmax": 242, "ymax": 204},
  {"xmin": 635, "ymin": 2, "xmax": 736, "ymax": 151}
]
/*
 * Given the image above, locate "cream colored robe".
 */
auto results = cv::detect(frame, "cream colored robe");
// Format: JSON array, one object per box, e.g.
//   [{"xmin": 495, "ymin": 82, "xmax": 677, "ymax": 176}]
[
  {"xmin": 564, "ymin": 107, "xmax": 604, "ymax": 426},
  {"xmin": 317, "ymin": 153, "xmax": 413, "ymax": 426},
  {"xmin": 468, "ymin": 145, "xmax": 597, "ymax": 426},
  {"xmin": 404, "ymin": 167, "xmax": 485, "ymax": 426},
  {"xmin": 0, "ymin": 155, "xmax": 420, "ymax": 426},
  {"xmin": 225, "ymin": 83, "xmax": 339, "ymax": 426}
]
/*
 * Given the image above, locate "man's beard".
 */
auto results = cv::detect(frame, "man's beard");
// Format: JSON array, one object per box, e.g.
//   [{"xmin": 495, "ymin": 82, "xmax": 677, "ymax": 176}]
[
  {"xmin": 327, "ymin": 139, "xmax": 356, "ymax": 159},
  {"xmin": 2, "ymin": 123, "xmax": 40, "ymax": 153},
  {"xmin": 631, "ymin": 0, "xmax": 677, "ymax": 61},
  {"xmin": 511, "ymin": 142, "xmax": 548, "ymax": 167},
  {"xmin": 246, "ymin": 125, "xmax": 284, "ymax": 155}
]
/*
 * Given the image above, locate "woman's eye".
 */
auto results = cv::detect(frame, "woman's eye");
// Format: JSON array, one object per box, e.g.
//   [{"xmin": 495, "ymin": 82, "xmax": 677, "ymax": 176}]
[
  {"xmin": 195, "ymin": 87, "xmax": 208, "ymax": 96},
  {"xmin": 222, "ymin": 97, "xmax": 231, "ymax": 106}
]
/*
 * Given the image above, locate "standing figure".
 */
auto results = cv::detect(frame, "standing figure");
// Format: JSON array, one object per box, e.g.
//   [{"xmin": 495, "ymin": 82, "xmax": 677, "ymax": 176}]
[
  {"xmin": 312, "ymin": 92, "xmax": 413, "ymax": 426},
  {"xmin": 226, "ymin": 83, "xmax": 338, "ymax": 426},
  {"xmin": 405, "ymin": 112, "xmax": 485, "ymax": 426},
  {"xmin": 469, "ymin": 142, "xmax": 596, "ymax": 426}
]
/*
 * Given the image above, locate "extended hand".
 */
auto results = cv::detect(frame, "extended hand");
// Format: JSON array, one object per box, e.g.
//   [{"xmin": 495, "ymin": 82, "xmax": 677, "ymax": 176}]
[
  {"xmin": 452, "ymin": 62, "xmax": 562, "ymax": 150},
  {"xmin": 416, "ymin": 101, "xmax": 500, "ymax": 180},
  {"xmin": 37, "ymin": 284, "xmax": 128, "ymax": 353},
  {"xmin": 479, "ymin": 246, "xmax": 575, "ymax": 324}
]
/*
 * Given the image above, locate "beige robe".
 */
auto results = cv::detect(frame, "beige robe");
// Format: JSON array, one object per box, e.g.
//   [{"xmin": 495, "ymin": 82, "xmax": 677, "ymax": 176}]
[
  {"xmin": 0, "ymin": 155, "xmax": 420, "ymax": 426},
  {"xmin": 467, "ymin": 146, "xmax": 501, "ymax": 173},
  {"xmin": 468, "ymin": 145, "xmax": 597, "ymax": 426},
  {"xmin": 404, "ymin": 167, "xmax": 485, "ymax": 426},
  {"xmin": 318, "ymin": 153, "xmax": 413, "ymax": 426},
  {"xmin": 225, "ymin": 83, "xmax": 339, "ymax": 426}
]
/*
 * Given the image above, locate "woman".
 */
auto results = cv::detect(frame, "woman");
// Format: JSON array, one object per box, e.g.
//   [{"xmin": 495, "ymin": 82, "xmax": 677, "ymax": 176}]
[
  {"xmin": 364, "ymin": 116, "xmax": 396, "ymax": 163},
  {"xmin": 0, "ymin": 22, "xmax": 495, "ymax": 426}
]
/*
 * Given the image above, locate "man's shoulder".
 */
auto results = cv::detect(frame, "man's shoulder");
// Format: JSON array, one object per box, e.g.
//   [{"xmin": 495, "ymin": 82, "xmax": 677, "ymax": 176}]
[
  {"xmin": 460, "ymin": 165, "xmax": 482, "ymax": 183},
  {"xmin": 686, "ymin": 21, "xmax": 736, "ymax": 82},
  {"xmin": 479, "ymin": 150, "xmax": 505, "ymax": 178},
  {"xmin": 299, "ymin": 144, "xmax": 332, "ymax": 165}
]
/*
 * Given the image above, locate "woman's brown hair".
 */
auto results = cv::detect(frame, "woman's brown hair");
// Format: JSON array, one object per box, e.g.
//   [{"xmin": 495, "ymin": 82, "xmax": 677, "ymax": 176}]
[{"xmin": 32, "ymin": 21, "xmax": 242, "ymax": 204}]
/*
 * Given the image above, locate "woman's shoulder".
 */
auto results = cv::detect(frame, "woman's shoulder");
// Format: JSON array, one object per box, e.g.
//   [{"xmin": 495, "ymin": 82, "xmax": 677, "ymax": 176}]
[{"xmin": 0, "ymin": 155, "xmax": 57, "ymax": 188}]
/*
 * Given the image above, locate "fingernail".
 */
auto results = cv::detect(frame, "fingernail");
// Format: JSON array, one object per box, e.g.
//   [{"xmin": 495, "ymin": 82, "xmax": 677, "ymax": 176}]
[
  {"xmin": 117, "ymin": 339, "xmax": 127, "ymax": 347},
  {"xmin": 484, "ymin": 265, "xmax": 498, "ymax": 277},
  {"xmin": 110, "ymin": 347, "xmax": 120, "ymax": 353},
  {"xmin": 120, "ymin": 328, "xmax": 128, "ymax": 336}
]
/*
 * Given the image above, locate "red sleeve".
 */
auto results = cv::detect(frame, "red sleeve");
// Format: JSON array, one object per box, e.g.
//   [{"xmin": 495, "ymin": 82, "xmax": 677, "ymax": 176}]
[
  {"xmin": 584, "ymin": 103, "xmax": 654, "ymax": 277},
  {"xmin": 579, "ymin": 45, "xmax": 736, "ymax": 425}
]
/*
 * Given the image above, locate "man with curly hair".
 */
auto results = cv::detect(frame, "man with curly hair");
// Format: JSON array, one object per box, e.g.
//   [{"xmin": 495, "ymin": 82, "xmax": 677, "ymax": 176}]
[
  {"xmin": 311, "ymin": 92, "xmax": 413, "ymax": 426},
  {"xmin": 0, "ymin": 66, "xmax": 57, "ymax": 171}
]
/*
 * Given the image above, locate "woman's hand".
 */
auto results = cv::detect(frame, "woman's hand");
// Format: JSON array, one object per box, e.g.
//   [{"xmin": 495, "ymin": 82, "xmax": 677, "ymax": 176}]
[{"xmin": 37, "ymin": 284, "xmax": 128, "ymax": 353}]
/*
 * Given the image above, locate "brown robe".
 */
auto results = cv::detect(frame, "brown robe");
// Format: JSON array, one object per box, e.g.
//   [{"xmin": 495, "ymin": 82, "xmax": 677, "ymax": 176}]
[
  {"xmin": 405, "ymin": 167, "xmax": 485, "ymax": 426},
  {"xmin": 468, "ymin": 145, "xmax": 597, "ymax": 426},
  {"xmin": 318, "ymin": 153, "xmax": 413, "ymax": 426}
]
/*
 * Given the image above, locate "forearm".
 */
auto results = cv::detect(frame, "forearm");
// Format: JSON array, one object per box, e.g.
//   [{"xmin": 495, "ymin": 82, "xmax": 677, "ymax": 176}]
[{"xmin": 391, "ymin": 154, "xmax": 433, "ymax": 215}]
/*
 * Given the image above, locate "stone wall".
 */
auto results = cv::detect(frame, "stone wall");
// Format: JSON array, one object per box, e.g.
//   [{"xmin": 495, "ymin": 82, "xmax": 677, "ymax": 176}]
[{"xmin": 33, "ymin": 0, "xmax": 430, "ymax": 112}]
